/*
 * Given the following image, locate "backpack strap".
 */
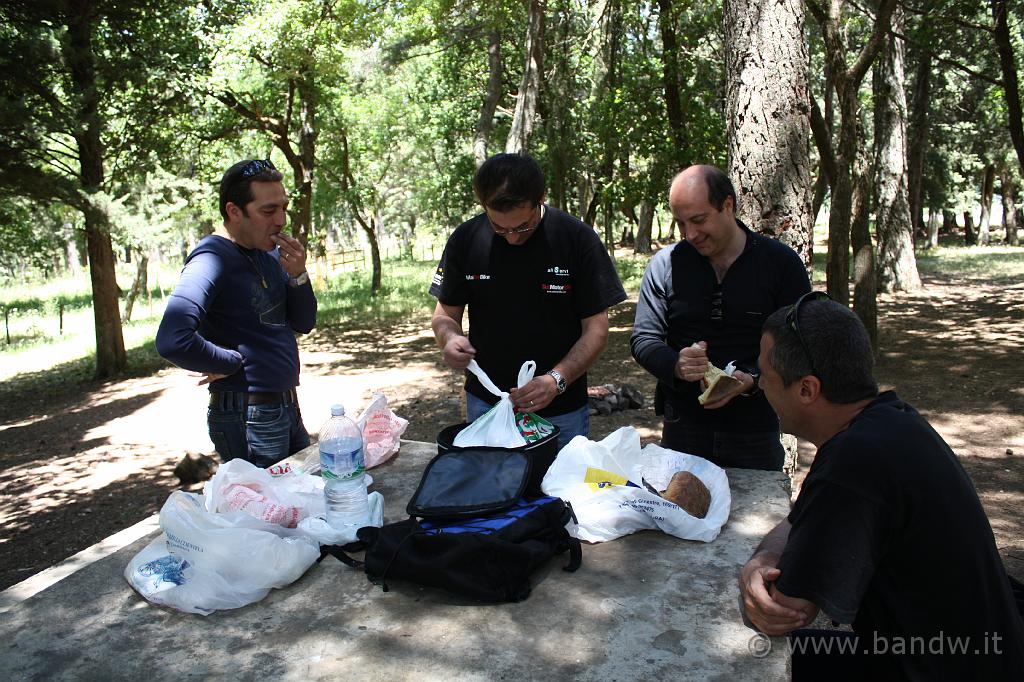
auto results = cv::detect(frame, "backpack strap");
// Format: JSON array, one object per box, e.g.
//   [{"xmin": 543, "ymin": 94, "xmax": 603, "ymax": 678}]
[
  {"xmin": 318, "ymin": 543, "xmax": 365, "ymax": 568},
  {"xmin": 562, "ymin": 500, "xmax": 582, "ymax": 573}
]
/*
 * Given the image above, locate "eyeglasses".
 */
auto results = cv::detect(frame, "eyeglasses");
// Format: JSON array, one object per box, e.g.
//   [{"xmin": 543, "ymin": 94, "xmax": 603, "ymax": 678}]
[
  {"xmin": 785, "ymin": 291, "xmax": 832, "ymax": 378},
  {"xmin": 240, "ymin": 159, "xmax": 276, "ymax": 178},
  {"xmin": 486, "ymin": 204, "xmax": 542, "ymax": 236}
]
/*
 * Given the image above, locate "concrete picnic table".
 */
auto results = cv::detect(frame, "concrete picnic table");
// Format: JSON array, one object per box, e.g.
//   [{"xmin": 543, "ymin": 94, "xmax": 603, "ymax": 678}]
[{"xmin": 0, "ymin": 438, "xmax": 792, "ymax": 681}]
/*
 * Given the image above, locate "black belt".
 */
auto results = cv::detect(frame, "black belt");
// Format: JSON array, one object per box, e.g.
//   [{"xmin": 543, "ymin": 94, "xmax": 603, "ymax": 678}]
[{"xmin": 209, "ymin": 389, "xmax": 298, "ymax": 409}]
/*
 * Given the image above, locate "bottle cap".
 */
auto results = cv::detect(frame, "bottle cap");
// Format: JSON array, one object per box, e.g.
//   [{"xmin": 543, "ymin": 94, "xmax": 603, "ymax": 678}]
[{"xmin": 330, "ymin": 404, "xmax": 345, "ymax": 416}]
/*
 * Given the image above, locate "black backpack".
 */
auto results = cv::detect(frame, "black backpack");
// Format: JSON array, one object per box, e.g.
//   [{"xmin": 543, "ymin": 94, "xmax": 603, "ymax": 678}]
[{"xmin": 321, "ymin": 447, "xmax": 582, "ymax": 602}]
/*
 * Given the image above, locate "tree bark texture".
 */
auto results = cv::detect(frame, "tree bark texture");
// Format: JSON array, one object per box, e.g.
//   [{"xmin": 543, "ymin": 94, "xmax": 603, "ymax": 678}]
[
  {"xmin": 123, "ymin": 253, "xmax": 149, "ymax": 323},
  {"xmin": 907, "ymin": 51, "xmax": 931, "ymax": 237},
  {"xmin": 851, "ymin": 148, "xmax": 877, "ymax": 350},
  {"xmin": 1003, "ymin": 170, "xmax": 1019, "ymax": 245},
  {"xmin": 724, "ymin": 0, "xmax": 813, "ymax": 273},
  {"xmin": 67, "ymin": 7, "xmax": 127, "ymax": 379},
  {"xmin": 474, "ymin": 29, "xmax": 503, "ymax": 168},
  {"xmin": 978, "ymin": 163, "xmax": 995, "ymax": 246},
  {"xmin": 872, "ymin": 6, "xmax": 921, "ymax": 294},
  {"xmin": 927, "ymin": 208, "xmax": 940, "ymax": 248},
  {"xmin": 992, "ymin": 0, "xmax": 1024, "ymax": 180},
  {"xmin": 964, "ymin": 211, "xmax": 976, "ymax": 245},
  {"xmin": 635, "ymin": 200, "xmax": 654, "ymax": 253},
  {"xmin": 809, "ymin": 0, "xmax": 897, "ymax": 306},
  {"xmin": 506, "ymin": 0, "xmax": 545, "ymax": 154}
]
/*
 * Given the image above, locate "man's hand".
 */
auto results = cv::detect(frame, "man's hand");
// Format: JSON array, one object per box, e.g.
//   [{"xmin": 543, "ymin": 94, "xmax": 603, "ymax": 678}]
[
  {"xmin": 272, "ymin": 233, "xmax": 307, "ymax": 277},
  {"xmin": 702, "ymin": 369, "xmax": 755, "ymax": 410},
  {"xmin": 442, "ymin": 335, "xmax": 476, "ymax": 369},
  {"xmin": 509, "ymin": 375, "xmax": 558, "ymax": 412},
  {"xmin": 739, "ymin": 554, "xmax": 817, "ymax": 636},
  {"xmin": 676, "ymin": 341, "xmax": 709, "ymax": 382},
  {"xmin": 190, "ymin": 371, "xmax": 230, "ymax": 386}
]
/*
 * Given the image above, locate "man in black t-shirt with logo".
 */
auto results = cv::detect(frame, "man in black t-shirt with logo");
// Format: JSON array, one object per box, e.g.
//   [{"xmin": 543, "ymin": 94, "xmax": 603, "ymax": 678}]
[
  {"xmin": 739, "ymin": 295, "xmax": 1024, "ymax": 680},
  {"xmin": 430, "ymin": 153, "xmax": 626, "ymax": 450}
]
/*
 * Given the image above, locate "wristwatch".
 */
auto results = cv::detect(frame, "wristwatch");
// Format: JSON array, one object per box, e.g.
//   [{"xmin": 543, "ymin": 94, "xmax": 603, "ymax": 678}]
[
  {"xmin": 546, "ymin": 369, "xmax": 567, "ymax": 395},
  {"xmin": 288, "ymin": 271, "xmax": 310, "ymax": 287}
]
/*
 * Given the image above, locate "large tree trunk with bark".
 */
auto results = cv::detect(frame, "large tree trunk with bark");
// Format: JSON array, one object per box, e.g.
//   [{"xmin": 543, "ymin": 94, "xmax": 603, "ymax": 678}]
[
  {"xmin": 1003, "ymin": 171, "xmax": 1019, "ymax": 245},
  {"xmin": 978, "ymin": 164, "xmax": 995, "ymax": 246},
  {"xmin": 506, "ymin": 0, "xmax": 545, "ymax": 154},
  {"xmin": 67, "ymin": 8, "xmax": 126, "ymax": 379},
  {"xmin": 725, "ymin": 0, "xmax": 813, "ymax": 272},
  {"xmin": 873, "ymin": 7, "xmax": 921, "ymax": 294},
  {"xmin": 474, "ymin": 29, "xmax": 503, "ymax": 168},
  {"xmin": 907, "ymin": 52, "xmax": 931, "ymax": 239}
]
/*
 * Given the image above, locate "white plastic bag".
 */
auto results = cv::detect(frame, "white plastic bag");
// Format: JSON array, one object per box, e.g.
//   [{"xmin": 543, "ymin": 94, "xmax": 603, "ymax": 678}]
[
  {"xmin": 124, "ymin": 491, "xmax": 320, "ymax": 615},
  {"xmin": 203, "ymin": 458, "xmax": 325, "ymax": 526},
  {"xmin": 356, "ymin": 392, "xmax": 409, "ymax": 468},
  {"xmin": 540, "ymin": 426, "xmax": 731, "ymax": 543},
  {"xmin": 296, "ymin": 490, "xmax": 385, "ymax": 545},
  {"xmin": 452, "ymin": 360, "xmax": 534, "ymax": 448}
]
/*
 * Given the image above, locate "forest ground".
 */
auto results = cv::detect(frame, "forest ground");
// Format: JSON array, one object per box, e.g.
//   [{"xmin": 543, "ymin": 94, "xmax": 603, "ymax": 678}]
[{"xmin": 0, "ymin": 265, "xmax": 1022, "ymax": 591}]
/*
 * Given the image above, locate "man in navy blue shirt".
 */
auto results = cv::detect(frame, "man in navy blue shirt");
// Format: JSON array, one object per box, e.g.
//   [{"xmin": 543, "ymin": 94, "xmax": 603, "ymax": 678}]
[
  {"xmin": 156, "ymin": 159, "xmax": 317, "ymax": 467},
  {"xmin": 630, "ymin": 165, "xmax": 809, "ymax": 470}
]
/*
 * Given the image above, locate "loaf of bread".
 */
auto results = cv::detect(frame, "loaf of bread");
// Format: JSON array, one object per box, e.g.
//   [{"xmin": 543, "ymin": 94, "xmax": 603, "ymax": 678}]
[
  {"xmin": 697, "ymin": 361, "xmax": 742, "ymax": 405},
  {"xmin": 662, "ymin": 470, "xmax": 711, "ymax": 518}
]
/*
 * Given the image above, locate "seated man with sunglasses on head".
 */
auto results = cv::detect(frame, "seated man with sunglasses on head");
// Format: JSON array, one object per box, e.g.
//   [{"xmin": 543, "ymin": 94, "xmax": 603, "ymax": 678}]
[
  {"xmin": 157, "ymin": 159, "xmax": 316, "ymax": 468},
  {"xmin": 739, "ymin": 295, "xmax": 1024, "ymax": 680},
  {"xmin": 630, "ymin": 164, "xmax": 810, "ymax": 470},
  {"xmin": 430, "ymin": 153, "xmax": 627, "ymax": 450}
]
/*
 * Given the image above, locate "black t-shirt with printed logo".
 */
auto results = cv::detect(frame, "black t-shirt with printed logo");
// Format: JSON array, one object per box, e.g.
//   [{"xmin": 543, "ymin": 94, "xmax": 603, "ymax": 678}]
[{"xmin": 430, "ymin": 207, "xmax": 626, "ymax": 416}]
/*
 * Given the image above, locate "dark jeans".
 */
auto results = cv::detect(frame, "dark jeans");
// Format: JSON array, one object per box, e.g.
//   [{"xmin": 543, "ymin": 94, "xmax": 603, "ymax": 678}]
[
  {"xmin": 207, "ymin": 398, "xmax": 310, "ymax": 468},
  {"xmin": 661, "ymin": 416, "xmax": 785, "ymax": 471}
]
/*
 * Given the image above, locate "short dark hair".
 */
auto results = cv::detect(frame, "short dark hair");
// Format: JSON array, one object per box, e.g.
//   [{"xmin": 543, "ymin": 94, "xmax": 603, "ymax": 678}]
[
  {"xmin": 473, "ymin": 153, "xmax": 545, "ymax": 211},
  {"xmin": 762, "ymin": 299, "xmax": 878, "ymax": 404},
  {"xmin": 219, "ymin": 159, "xmax": 284, "ymax": 220}
]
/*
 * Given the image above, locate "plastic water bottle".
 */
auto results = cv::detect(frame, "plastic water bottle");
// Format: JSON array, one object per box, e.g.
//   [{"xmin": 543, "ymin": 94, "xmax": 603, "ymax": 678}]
[{"xmin": 320, "ymin": 404, "xmax": 370, "ymax": 530}]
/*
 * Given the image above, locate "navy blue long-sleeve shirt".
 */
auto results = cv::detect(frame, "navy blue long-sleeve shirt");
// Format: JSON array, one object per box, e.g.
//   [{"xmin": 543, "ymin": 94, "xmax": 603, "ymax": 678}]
[{"xmin": 156, "ymin": 235, "xmax": 316, "ymax": 393}]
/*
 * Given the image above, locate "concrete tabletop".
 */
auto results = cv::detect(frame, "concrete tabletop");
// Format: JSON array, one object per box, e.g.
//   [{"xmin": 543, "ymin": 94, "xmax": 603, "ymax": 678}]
[{"xmin": 0, "ymin": 439, "xmax": 792, "ymax": 681}]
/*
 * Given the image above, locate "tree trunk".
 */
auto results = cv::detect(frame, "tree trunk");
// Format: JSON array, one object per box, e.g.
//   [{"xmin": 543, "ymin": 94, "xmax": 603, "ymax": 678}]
[
  {"xmin": 993, "ymin": 0, "xmax": 1024, "ymax": 180},
  {"xmin": 591, "ymin": 0, "xmax": 621, "ymax": 252},
  {"xmin": 811, "ymin": 171, "xmax": 829, "ymax": 227},
  {"xmin": 725, "ymin": 0, "xmax": 813, "ymax": 274},
  {"xmin": 964, "ymin": 211, "xmax": 976, "ymax": 245},
  {"xmin": 635, "ymin": 200, "xmax": 654, "ymax": 253},
  {"xmin": 656, "ymin": 0, "xmax": 688, "ymax": 166},
  {"xmin": 907, "ymin": 52, "xmax": 931, "ymax": 239},
  {"xmin": 1003, "ymin": 171, "xmax": 1019, "ymax": 245},
  {"xmin": 873, "ymin": 6, "xmax": 921, "ymax": 294},
  {"xmin": 506, "ymin": 0, "xmax": 545, "ymax": 154},
  {"xmin": 67, "ymin": 8, "xmax": 126, "ymax": 379},
  {"xmin": 978, "ymin": 164, "xmax": 995, "ymax": 246},
  {"xmin": 927, "ymin": 208, "xmax": 940, "ymax": 248},
  {"xmin": 123, "ymin": 252, "xmax": 149, "ymax": 323},
  {"xmin": 851, "ymin": 147, "xmax": 877, "ymax": 350},
  {"xmin": 474, "ymin": 29, "xmax": 503, "ymax": 167},
  {"xmin": 545, "ymin": 1, "xmax": 574, "ymax": 208},
  {"xmin": 942, "ymin": 209, "xmax": 956, "ymax": 235}
]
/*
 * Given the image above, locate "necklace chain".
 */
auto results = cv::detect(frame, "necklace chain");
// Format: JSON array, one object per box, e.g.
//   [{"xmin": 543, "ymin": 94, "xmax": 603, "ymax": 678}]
[{"xmin": 236, "ymin": 246, "xmax": 267, "ymax": 289}]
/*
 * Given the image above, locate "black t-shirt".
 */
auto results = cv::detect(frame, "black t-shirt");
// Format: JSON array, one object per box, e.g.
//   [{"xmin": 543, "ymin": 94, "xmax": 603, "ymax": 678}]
[
  {"xmin": 429, "ymin": 207, "xmax": 626, "ymax": 415},
  {"xmin": 777, "ymin": 392, "xmax": 1024, "ymax": 679}
]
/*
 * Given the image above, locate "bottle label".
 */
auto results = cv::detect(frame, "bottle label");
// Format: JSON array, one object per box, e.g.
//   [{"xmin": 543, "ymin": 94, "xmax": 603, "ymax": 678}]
[{"xmin": 320, "ymin": 445, "xmax": 365, "ymax": 481}]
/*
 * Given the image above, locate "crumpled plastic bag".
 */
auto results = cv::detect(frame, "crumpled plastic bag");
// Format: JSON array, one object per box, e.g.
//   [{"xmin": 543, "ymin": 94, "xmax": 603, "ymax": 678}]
[
  {"xmin": 356, "ymin": 392, "xmax": 409, "ymax": 468},
  {"xmin": 203, "ymin": 458, "xmax": 325, "ymax": 526},
  {"xmin": 452, "ymin": 360, "xmax": 534, "ymax": 449},
  {"xmin": 541, "ymin": 426, "xmax": 731, "ymax": 543},
  {"xmin": 124, "ymin": 491, "xmax": 321, "ymax": 615}
]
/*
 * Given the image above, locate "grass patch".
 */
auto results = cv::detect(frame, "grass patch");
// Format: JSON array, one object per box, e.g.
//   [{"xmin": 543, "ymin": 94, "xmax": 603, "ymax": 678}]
[
  {"xmin": 316, "ymin": 259, "xmax": 437, "ymax": 328},
  {"xmin": 915, "ymin": 245, "xmax": 1024, "ymax": 284}
]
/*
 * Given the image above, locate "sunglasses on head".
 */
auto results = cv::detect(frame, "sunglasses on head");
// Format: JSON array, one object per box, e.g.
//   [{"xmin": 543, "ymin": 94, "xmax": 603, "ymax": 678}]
[
  {"xmin": 785, "ymin": 291, "xmax": 832, "ymax": 378},
  {"xmin": 240, "ymin": 159, "xmax": 276, "ymax": 178}
]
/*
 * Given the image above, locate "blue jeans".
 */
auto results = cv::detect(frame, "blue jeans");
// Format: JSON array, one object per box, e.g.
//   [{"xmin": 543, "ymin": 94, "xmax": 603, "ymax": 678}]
[
  {"xmin": 207, "ymin": 398, "xmax": 310, "ymax": 468},
  {"xmin": 466, "ymin": 393, "xmax": 589, "ymax": 452}
]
